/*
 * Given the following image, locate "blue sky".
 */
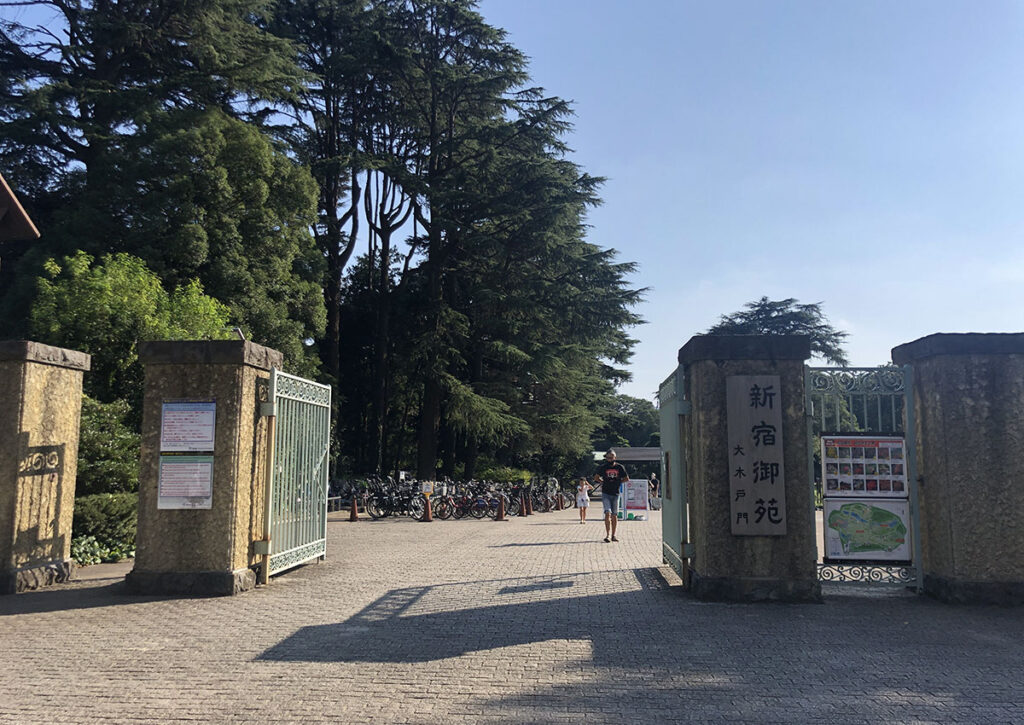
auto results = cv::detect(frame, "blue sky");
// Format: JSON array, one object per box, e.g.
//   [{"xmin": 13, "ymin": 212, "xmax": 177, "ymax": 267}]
[{"xmin": 478, "ymin": 0, "xmax": 1024, "ymax": 400}]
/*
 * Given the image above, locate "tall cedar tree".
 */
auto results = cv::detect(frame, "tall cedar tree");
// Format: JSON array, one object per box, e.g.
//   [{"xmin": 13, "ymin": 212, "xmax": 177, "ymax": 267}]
[
  {"xmin": 4, "ymin": 0, "xmax": 645, "ymax": 475},
  {"xmin": 269, "ymin": 0, "xmax": 375, "ymax": 387},
  {"xmin": 379, "ymin": 0, "xmax": 534, "ymax": 477},
  {"xmin": 707, "ymin": 297, "xmax": 849, "ymax": 365},
  {"xmin": 316, "ymin": 0, "xmax": 643, "ymax": 476},
  {"xmin": 0, "ymin": 0, "xmax": 325, "ymax": 367}
]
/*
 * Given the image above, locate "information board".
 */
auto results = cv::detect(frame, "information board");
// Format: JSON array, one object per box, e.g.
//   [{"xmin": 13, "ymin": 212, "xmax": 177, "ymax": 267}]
[
  {"xmin": 160, "ymin": 401, "xmax": 217, "ymax": 452},
  {"xmin": 159, "ymin": 400, "xmax": 216, "ymax": 509},
  {"xmin": 623, "ymin": 478, "xmax": 649, "ymax": 517},
  {"xmin": 157, "ymin": 455, "xmax": 214, "ymax": 509},
  {"xmin": 823, "ymin": 497, "xmax": 911, "ymax": 562},
  {"xmin": 727, "ymin": 375, "xmax": 786, "ymax": 535},
  {"xmin": 821, "ymin": 435, "xmax": 907, "ymax": 498}
]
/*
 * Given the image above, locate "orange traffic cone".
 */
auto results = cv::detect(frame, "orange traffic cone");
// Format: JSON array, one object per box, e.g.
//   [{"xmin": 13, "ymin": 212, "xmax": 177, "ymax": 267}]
[
  {"xmin": 495, "ymin": 495, "xmax": 508, "ymax": 521},
  {"xmin": 349, "ymin": 495, "xmax": 359, "ymax": 522}
]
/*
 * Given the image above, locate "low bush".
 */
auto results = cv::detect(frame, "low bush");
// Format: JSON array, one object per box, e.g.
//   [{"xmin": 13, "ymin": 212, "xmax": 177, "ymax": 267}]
[
  {"xmin": 70, "ymin": 535, "xmax": 134, "ymax": 565},
  {"xmin": 76, "ymin": 395, "xmax": 140, "ymax": 496},
  {"xmin": 474, "ymin": 465, "xmax": 532, "ymax": 483},
  {"xmin": 71, "ymin": 493, "xmax": 138, "ymax": 565}
]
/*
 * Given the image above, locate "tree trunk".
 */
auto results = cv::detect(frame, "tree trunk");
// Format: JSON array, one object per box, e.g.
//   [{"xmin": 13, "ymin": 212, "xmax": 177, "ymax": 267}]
[
  {"xmin": 416, "ymin": 233, "xmax": 444, "ymax": 479},
  {"xmin": 439, "ymin": 419, "xmax": 457, "ymax": 479},
  {"xmin": 371, "ymin": 225, "xmax": 392, "ymax": 473},
  {"xmin": 463, "ymin": 436, "xmax": 479, "ymax": 481},
  {"xmin": 416, "ymin": 375, "xmax": 442, "ymax": 479}
]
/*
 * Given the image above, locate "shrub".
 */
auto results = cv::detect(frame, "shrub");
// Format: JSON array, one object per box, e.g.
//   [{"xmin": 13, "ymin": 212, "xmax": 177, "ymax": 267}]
[
  {"xmin": 71, "ymin": 493, "xmax": 138, "ymax": 564},
  {"xmin": 475, "ymin": 465, "xmax": 532, "ymax": 483},
  {"xmin": 70, "ymin": 535, "xmax": 136, "ymax": 566},
  {"xmin": 76, "ymin": 395, "xmax": 140, "ymax": 496}
]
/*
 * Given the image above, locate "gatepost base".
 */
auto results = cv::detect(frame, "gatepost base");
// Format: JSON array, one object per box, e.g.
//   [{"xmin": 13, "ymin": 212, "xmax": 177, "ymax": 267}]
[
  {"xmin": 0, "ymin": 559, "xmax": 77, "ymax": 594},
  {"xmin": 691, "ymin": 570, "xmax": 822, "ymax": 603},
  {"xmin": 126, "ymin": 567, "xmax": 256, "ymax": 597},
  {"xmin": 924, "ymin": 574, "xmax": 1024, "ymax": 606}
]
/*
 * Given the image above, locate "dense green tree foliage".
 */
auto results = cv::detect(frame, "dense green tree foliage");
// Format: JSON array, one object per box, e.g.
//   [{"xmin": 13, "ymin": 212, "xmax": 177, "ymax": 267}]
[
  {"xmin": 591, "ymin": 395, "xmax": 659, "ymax": 452},
  {"xmin": 76, "ymin": 396, "xmax": 141, "ymax": 496},
  {"xmin": 2, "ymin": 0, "xmax": 645, "ymax": 483},
  {"xmin": 123, "ymin": 109, "xmax": 326, "ymax": 370},
  {"xmin": 0, "ymin": 0, "xmax": 324, "ymax": 366},
  {"xmin": 31, "ymin": 251, "xmax": 232, "ymax": 410},
  {"xmin": 706, "ymin": 296, "xmax": 849, "ymax": 365}
]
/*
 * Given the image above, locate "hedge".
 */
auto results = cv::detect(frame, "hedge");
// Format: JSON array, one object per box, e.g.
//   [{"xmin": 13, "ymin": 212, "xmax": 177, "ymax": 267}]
[{"xmin": 72, "ymin": 492, "xmax": 138, "ymax": 550}]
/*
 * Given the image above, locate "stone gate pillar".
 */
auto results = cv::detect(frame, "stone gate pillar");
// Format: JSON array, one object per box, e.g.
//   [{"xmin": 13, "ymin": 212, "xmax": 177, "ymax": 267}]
[
  {"xmin": 0, "ymin": 341, "xmax": 90, "ymax": 594},
  {"xmin": 680, "ymin": 335, "xmax": 820, "ymax": 602},
  {"xmin": 892, "ymin": 333, "xmax": 1024, "ymax": 605},
  {"xmin": 126, "ymin": 340, "xmax": 280, "ymax": 596}
]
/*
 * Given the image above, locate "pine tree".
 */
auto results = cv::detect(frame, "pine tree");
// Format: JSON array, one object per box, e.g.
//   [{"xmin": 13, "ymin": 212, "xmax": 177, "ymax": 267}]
[
  {"xmin": 707, "ymin": 297, "xmax": 849, "ymax": 365},
  {"xmin": 0, "ymin": 0, "xmax": 324, "ymax": 363}
]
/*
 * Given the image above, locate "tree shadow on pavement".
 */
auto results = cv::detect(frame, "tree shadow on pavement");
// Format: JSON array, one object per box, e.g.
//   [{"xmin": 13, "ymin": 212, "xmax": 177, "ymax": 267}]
[
  {"xmin": 490, "ymin": 541, "xmax": 596, "ymax": 547},
  {"xmin": 256, "ymin": 567, "xmax": 686, "ymax": 664},
  {"xmin": 257, "ymin": 567, "xmax": 1024, "ymax": 722}
]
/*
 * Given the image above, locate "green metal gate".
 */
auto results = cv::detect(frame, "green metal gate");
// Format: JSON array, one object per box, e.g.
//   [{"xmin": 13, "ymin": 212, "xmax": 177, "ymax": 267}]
[
  {"xmin": 659, "ymin": 368, "xmax": 690, "ymax": 580},
  {"xmin": 261, "ymin": 368, "xmax": 332, "ymax": 579},
  {"xmin": 806, "ymin": 366, "xmax": 923, "ymax": 590}
]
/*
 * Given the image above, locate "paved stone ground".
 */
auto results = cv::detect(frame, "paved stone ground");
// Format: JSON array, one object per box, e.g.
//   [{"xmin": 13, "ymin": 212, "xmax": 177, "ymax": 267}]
[{"xmin": 2, "ymin": 508, "xmax": 1022, "ymax": 724}]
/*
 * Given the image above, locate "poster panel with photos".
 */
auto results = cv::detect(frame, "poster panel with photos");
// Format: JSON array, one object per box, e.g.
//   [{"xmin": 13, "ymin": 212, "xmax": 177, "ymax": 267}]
[
  {"xmin": 624, "ymin": 478, "xmax": 649, "ymax": 514},
  {"xmin": 821, "ymin": 435, "xmax": 907, "ymax": 499}
]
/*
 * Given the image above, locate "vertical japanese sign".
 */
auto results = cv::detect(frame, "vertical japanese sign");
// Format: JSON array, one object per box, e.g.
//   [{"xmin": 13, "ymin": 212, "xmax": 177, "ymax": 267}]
[{"xmin": 727, "ymin": 376, "xmax": 786, "ymax": 535}]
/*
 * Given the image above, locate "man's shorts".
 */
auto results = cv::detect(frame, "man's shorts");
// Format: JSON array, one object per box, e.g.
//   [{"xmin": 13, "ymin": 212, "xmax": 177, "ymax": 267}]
[{"xmin": 602, "ymin": 493, "xmax": 619, "ymax": 515}]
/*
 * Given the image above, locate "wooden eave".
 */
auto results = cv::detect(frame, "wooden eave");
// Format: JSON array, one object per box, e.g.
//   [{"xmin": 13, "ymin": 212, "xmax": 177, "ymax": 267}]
[{"xmin": 0, "ymin": 173, "xmax": 41, "ymax": 242}]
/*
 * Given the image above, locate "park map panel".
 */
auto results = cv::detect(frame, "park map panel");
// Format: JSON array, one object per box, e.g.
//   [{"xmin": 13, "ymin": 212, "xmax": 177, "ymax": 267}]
[{"xmin": 821, "ymin": 435, "xmax": 911, "ymax": 563}]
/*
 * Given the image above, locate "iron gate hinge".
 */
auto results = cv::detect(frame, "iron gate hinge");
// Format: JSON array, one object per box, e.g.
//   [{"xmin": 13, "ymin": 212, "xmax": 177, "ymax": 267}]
[
  {"xmin": 677, "ymin": 400, "xmax": 691, "ymax": 416},
  {"xmin": 254, "ymin": 540, "xmax": 271, "ymax": 555},
  {"xmin": 260, "ymin": 401, "xmax": 277, "ymax": 417}
]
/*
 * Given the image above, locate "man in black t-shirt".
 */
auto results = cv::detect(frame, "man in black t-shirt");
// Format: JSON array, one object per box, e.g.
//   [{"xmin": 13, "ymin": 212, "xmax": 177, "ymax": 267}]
[{"xmin": 593, "ymin": 449, "xmax": 629, "ymax": 543}]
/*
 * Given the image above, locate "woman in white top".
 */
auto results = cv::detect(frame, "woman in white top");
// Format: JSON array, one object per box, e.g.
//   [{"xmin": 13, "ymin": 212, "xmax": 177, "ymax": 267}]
[{"xmin": 576, "ymin": 477, "xmax": 593, "ymax": 524}]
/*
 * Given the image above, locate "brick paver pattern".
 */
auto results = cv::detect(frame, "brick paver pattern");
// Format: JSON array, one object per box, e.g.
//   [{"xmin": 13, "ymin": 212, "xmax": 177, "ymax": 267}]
[{"xmin": 2, "ymin": 509, "xmax": 1022, "ymax": 724}]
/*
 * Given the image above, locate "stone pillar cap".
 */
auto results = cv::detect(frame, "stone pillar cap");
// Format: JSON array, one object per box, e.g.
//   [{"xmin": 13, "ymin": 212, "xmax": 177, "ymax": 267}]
[
  {"xmin": 679, "ymin": 335, "xmax": 811, "ymax": 364},
  {"xmin": 892, "ymin": 332, "xmax": 1024, "ymax": 364},
  {"xmin": 138, "ymin": 340, "xmax": 283, "ymax": 370},
  {"xmin": 0, "ymin": 340, "xmax": 91, "ymax": 370}
]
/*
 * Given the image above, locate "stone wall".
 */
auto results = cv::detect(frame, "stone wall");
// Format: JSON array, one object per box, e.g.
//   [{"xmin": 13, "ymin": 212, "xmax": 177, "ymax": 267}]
[
  {"xmin": 0, "ymin": 341, "xmax": 90, "ymax": 593},
  {"xmin": 893, "ymin": 333, "xmax": 1024, "ymax": 604},
  {"xmin": 679, "ymin": 335, "xmax": 820, "ymax": 602}
]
